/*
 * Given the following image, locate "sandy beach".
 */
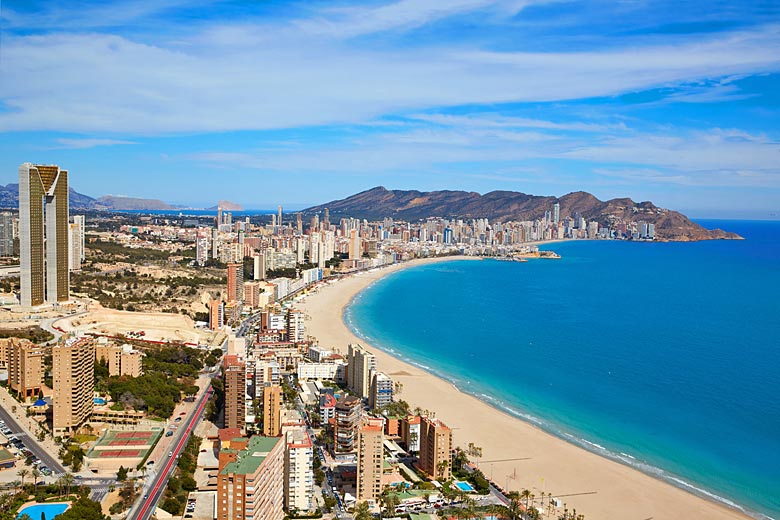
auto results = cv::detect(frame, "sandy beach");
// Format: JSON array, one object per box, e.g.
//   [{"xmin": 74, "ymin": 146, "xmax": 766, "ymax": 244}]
[{"xmin": 299, "ymin": 256, "xmax": 750, "ymax": 520}]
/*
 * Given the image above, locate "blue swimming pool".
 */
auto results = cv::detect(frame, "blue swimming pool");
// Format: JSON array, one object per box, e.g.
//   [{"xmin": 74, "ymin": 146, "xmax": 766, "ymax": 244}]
[
  {"xmin": 455, "ymin": 481, "xmax": 475, "ymax": 492},
  {"xmin": 17, "ymin": 502, "xmax": 69, "ymax": 519},
  {"xmin": 93, "ymin": 398, "xmax": 106, "ymax": 405}
]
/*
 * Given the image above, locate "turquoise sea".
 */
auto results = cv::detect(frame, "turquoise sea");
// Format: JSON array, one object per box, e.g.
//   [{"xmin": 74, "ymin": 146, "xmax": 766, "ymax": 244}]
[{"xmin": 345, "ymin": 220, "xmax": 780, "ymax": 519}]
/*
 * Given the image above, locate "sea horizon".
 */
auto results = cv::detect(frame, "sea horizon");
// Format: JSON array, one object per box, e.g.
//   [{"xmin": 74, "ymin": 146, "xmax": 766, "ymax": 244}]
[{"xmin": 345, "ymin": 219, "xmax": 779, "ymax": 520}]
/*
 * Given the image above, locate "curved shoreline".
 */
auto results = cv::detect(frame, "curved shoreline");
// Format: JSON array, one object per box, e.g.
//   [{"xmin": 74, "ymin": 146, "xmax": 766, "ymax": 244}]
[{"xmin": 299, "ymin": 255, "xmax": 757, "ymax": 520}]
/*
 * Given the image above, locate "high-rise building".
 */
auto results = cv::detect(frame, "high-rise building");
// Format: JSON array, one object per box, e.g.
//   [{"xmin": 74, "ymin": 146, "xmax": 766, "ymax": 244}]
[
  {"xmin": 68, "ymin": 216, "xmax": 84, "ymax": 272},
  {"xmin": 196, "ymin": 232, "xmax": 210, "ymax": 266},
  {"xmin": 347, "ymin": 344, "xmax": 376, "ymax": 399},
  {"xmin": 253, "ymin": 253, "xmax": 266, "ymax": 280},
  {"xmin": 286, "ymin": 309, "xmax": 305, "ymax": 343},
  {"xmin": 0, "ymin": 212, "xmax": 15, "ymax": 257},
  {"xmin": 284, "ymin": 427, "xmax": 314, "ymax": 513},
  {"xmin": 209, "ymin": 299, "xmax": 225, "ymax": 330},
  {"xmin": 217, "ymin": 435, "xmax": 285, "ymax": 520},
  {"xmin": 356, "ymin": 417, "xmax": 384, "ymax": 502},
  {"xmin": 348, "ymin": 229, "xmax": 360, "ymax": 260},
  {"xmin": 53, "ymin": 336, "xmax": 95, "ymax": 436},
  {"xmin": 263, "ymin": 384, "xmax": 283, "ymax": 437},
  {"xmin": 277, "ymin": 205, "xmax": 283, "ymax": 227},
  {"xmin": 553, "ymin": 203, "xmax": 560, "ymax": 225},
  {"xmin": 369, "ymin": 372, "xmax": 393, "ymax": 410},
  {"xmin": 323, "ymin": 208, "xmax": 330, "ymax": 230},
  {"xmin": 227, "ymin": 263, "xmax": 244, "ymax": 304},
  {"xmin": 334, "ymin": 395, "xmax": 362, "ymax": 453},
  {"xmin": 419, "ymin": 417, "xmax": 452, "ymax": 481},
  {"xmin": 18, "ymin": 163, "xmax": 70, "ymax": 307},
  {"xmin": 7, "ymin": 338, "xmax": 44, "ymax": 400},
  {"xmin": 224, "ymin": 355, "xmax": 246, "ymax": 431}
]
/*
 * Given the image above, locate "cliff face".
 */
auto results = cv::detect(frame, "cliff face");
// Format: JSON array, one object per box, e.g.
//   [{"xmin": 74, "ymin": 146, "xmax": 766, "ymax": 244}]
[{"xmin": 304, "ymin": 187, "xmax": 741, "ymax": 241}]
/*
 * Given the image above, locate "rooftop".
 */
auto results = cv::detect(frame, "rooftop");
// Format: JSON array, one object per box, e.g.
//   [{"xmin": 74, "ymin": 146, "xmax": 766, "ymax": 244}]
[{"xmin": 221, "ymin": 435, "xmax": 281, "ymax": 476}]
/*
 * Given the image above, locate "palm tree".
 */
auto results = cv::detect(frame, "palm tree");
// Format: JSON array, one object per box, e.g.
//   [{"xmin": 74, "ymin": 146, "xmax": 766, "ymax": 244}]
[
  {"xmin": 353, "ymin": 501, "xmax": 372, "ymax": 520},
  {"xmin": 11, "ymin": 479, "xmax": 21, "ymax": 494},
  {"xmin": 31, "ymin": 468, "xmax": 41, "ymax": 491},
  {"xmin": 17, "ymin": 468, "xmax": 29, "ymax": 487},
  {"xmin": 520, "ymin": 488, "xmax": 532, "ymax": 511},
  {"xmin": 62, "ymin": 472, "xmax": 75, "ymax": 497},
  {"xmin": 504, "ymin": 491, "xmax": 523, "ymax": 520}
]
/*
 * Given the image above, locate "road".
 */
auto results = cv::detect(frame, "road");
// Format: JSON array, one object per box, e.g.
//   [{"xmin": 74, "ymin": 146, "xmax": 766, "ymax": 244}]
[
  {"xmin": 0, "ymin": 403, "xmax": 66, "ymax": 475},
  {"xmin": 127, "ymin": 385, "xmax": 214, "ymax": 520}
]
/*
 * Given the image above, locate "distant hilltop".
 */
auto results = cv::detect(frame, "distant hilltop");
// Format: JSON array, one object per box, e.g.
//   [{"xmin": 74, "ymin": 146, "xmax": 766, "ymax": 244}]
[
  {"xmin": 208, "ymin": 200, "xmax": 244, "ymax": 211},
  {"xmin": 0, "ymin": 184, "xmax": 178, "ymax": 211},
  {"xmin": 304, "ymin": 186, "xmax": 742, "ymax": 242}
]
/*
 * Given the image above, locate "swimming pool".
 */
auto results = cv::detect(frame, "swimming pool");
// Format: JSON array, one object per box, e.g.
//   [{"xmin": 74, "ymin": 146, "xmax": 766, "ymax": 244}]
[
  {"xmin": 455, "ymin": 481, "xmax": 475, "ymax": 492},
  {"xmin": 17, "ymin": 502, "xmax": 69, "ymax": 519},
  {"xmin": 93, "ymin": 398, "xmax": 106, "ymax": 405}
]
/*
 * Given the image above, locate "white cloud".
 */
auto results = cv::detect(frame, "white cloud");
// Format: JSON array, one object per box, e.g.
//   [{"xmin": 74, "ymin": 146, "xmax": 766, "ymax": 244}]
[
  {"xmin": 53, "ymin": 138, "xmax": 138, "ymax": 149},
  {"xmin": 0, "ymin": 12, "xmax": 777, "ymax": 134}
]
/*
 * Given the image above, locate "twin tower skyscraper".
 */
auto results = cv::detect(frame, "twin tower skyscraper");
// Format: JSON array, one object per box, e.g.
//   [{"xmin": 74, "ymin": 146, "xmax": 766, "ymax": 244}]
[{"xmin": 18, "ymin": 163, "xmax": 70, "ymax": 307}]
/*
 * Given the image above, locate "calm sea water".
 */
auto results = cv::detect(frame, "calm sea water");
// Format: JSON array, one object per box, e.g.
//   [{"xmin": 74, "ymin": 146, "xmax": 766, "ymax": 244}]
[{"xmin": 346, "ymin": 220, "xmax": 780, "ymax": 519}]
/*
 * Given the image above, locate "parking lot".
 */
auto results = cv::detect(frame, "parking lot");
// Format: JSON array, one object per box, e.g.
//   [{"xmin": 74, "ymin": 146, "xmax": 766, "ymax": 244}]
[
  {"xmin": 0, "ymin": 420, "xmax": 53, "ymax": 479},
  {"xmin": 183, "ymin": 490, "xmax": 215, "ymax": 519}
]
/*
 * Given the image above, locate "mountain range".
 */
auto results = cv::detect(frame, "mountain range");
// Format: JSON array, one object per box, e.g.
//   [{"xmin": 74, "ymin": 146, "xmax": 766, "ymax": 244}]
[{"xmin": 303, "ymin": 187, "xmax": 740, "ymax": 241}]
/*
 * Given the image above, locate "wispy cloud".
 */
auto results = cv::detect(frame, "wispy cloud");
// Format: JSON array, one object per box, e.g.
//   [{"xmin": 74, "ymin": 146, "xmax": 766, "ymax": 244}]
[{"xmin": 52, "ymin": 137, "xmax": 138, "ymax": 149}]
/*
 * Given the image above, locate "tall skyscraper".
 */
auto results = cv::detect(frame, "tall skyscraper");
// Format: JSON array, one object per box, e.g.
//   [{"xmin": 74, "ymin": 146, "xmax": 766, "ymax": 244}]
[
  {"xmin": 18, "ymin": 163, "xmax": 70, "ymax": 306},
  {"xmin": 356, "ymin": 417, "xmax": 384, "ymax": 502},
  {"xmin": 277, "ymin": 205, "xmax": 283, "ymax": 227},
  {"xmin": 227, "ymin": 262, "xmax": 244, "ymax": 304},
  {"xmin": 0, "ymin": 212, "xmax": 14, "ymax": 257},
  {"xmin": 553, "ymin": 203, "xmax": 560, "ymax": 225},
  {"xmin": 53, "ymin": 336, "xmax": 95, "ymax": 436},
  {"xmin": 224, "ymin": 355, "xmax": 246, "ymax": 431}
]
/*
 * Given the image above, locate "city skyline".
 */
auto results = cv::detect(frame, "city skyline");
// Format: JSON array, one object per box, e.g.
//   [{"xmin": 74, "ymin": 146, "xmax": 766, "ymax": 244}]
[{"xmin": 1, "ymin": 1, "xmax": 778, "ymax": 217}]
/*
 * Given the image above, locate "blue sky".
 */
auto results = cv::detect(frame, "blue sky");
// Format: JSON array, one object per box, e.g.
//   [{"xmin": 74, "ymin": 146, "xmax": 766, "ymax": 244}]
[{"xmin": 0, "ymin": 0, "xmax": 778, "ymax": 217}]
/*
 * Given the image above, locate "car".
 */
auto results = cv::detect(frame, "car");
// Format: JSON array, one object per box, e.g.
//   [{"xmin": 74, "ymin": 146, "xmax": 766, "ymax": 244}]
[
  {"xmin": 179, "ymin": 412, "xmax": 186, "ymax": 416},
  {"xmin": 166, "ymin": 431, "xmax": 173, "ymax": 437},
  {"xmin": 200, "ymin": 449, "xmax": 207, "ymax": 452},
  {"xmin": 169, "ymin": 451, "xmax": 173, "ymax": 457},
  {"xmin": 143, "ymin": 494, "xmax": 148, "ymax": 499},
  {"xmin": 147, "ymin": 460, "xmax": 155, "ymax": 465},
  {"xmin": 174, "ymin": 417, "xmax": 182, "ymax": 422}
]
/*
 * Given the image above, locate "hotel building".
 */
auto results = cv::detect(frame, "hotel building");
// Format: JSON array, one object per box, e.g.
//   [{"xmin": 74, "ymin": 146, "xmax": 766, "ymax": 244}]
[
  {"xmin": 53, "ymin": 336, "xmax": 95, "ymax": 436},
  {"xmin": 369, "ymin": 372, "xmax": 393, "ymax": 410},
  {"xmin": 217, "ymin": 435, "xmax": 285, "ymax": 520},
  {"xmin": 284, "ymin": 427, "xmax": 314, "ymax": 513},
  {"xmin": 224, "ymin": 355, "xmax": 247, "ymax": 432},
  {"xmin": 263, "ymin": 385, "xmax": 283, "ymax": 437},
  {"xmin": 334, "ymin": 395, "xmax": 362, "ymax": 453},
  {"xmin": 7, "ymin": 338, "xmax": 44, "ymax": 400},
  {"xmin": 419, "ymin": 417, "xmax": 452, "ymax": 481},
  {"xmin": 18, "ymin": 163, "xmax": 70, "ymax": 307},
  {"xmin": 227, "ymin": 262, "xmax": 244, "ymax": 304},
  {"xmin": 347, "ymin": 343, "xmax": 376, "ymax": 400},
  {"xmin": 356, "ymin": 417, "xmax": 384, "ymax": 502}
]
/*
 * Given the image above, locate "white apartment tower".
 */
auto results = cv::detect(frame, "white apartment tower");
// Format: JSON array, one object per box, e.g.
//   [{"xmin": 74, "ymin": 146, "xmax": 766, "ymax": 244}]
[
  {"xmin": 284, "ymin": 428, "xmax": 315, "ymax": 513},
  {"xmin": 347, "ymin": 343, "xmax": 377, "ymax": 399}
]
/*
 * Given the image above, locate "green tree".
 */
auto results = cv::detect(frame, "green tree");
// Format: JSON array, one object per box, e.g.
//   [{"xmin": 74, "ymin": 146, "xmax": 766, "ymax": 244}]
[
  {"xmin": 56, "ymin": 496, "xmax": 110, "ymax": 520},
  {"xmin": 352, "ymin": 501, "xmax": 372, "ymax": 520},
  {"xmin": 17, "ymin": 468, "xmax": 29, "ymax": 487},
  {"xmin": 117, "ymin": 466, "xmax": 128, "ymax": 481}
]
